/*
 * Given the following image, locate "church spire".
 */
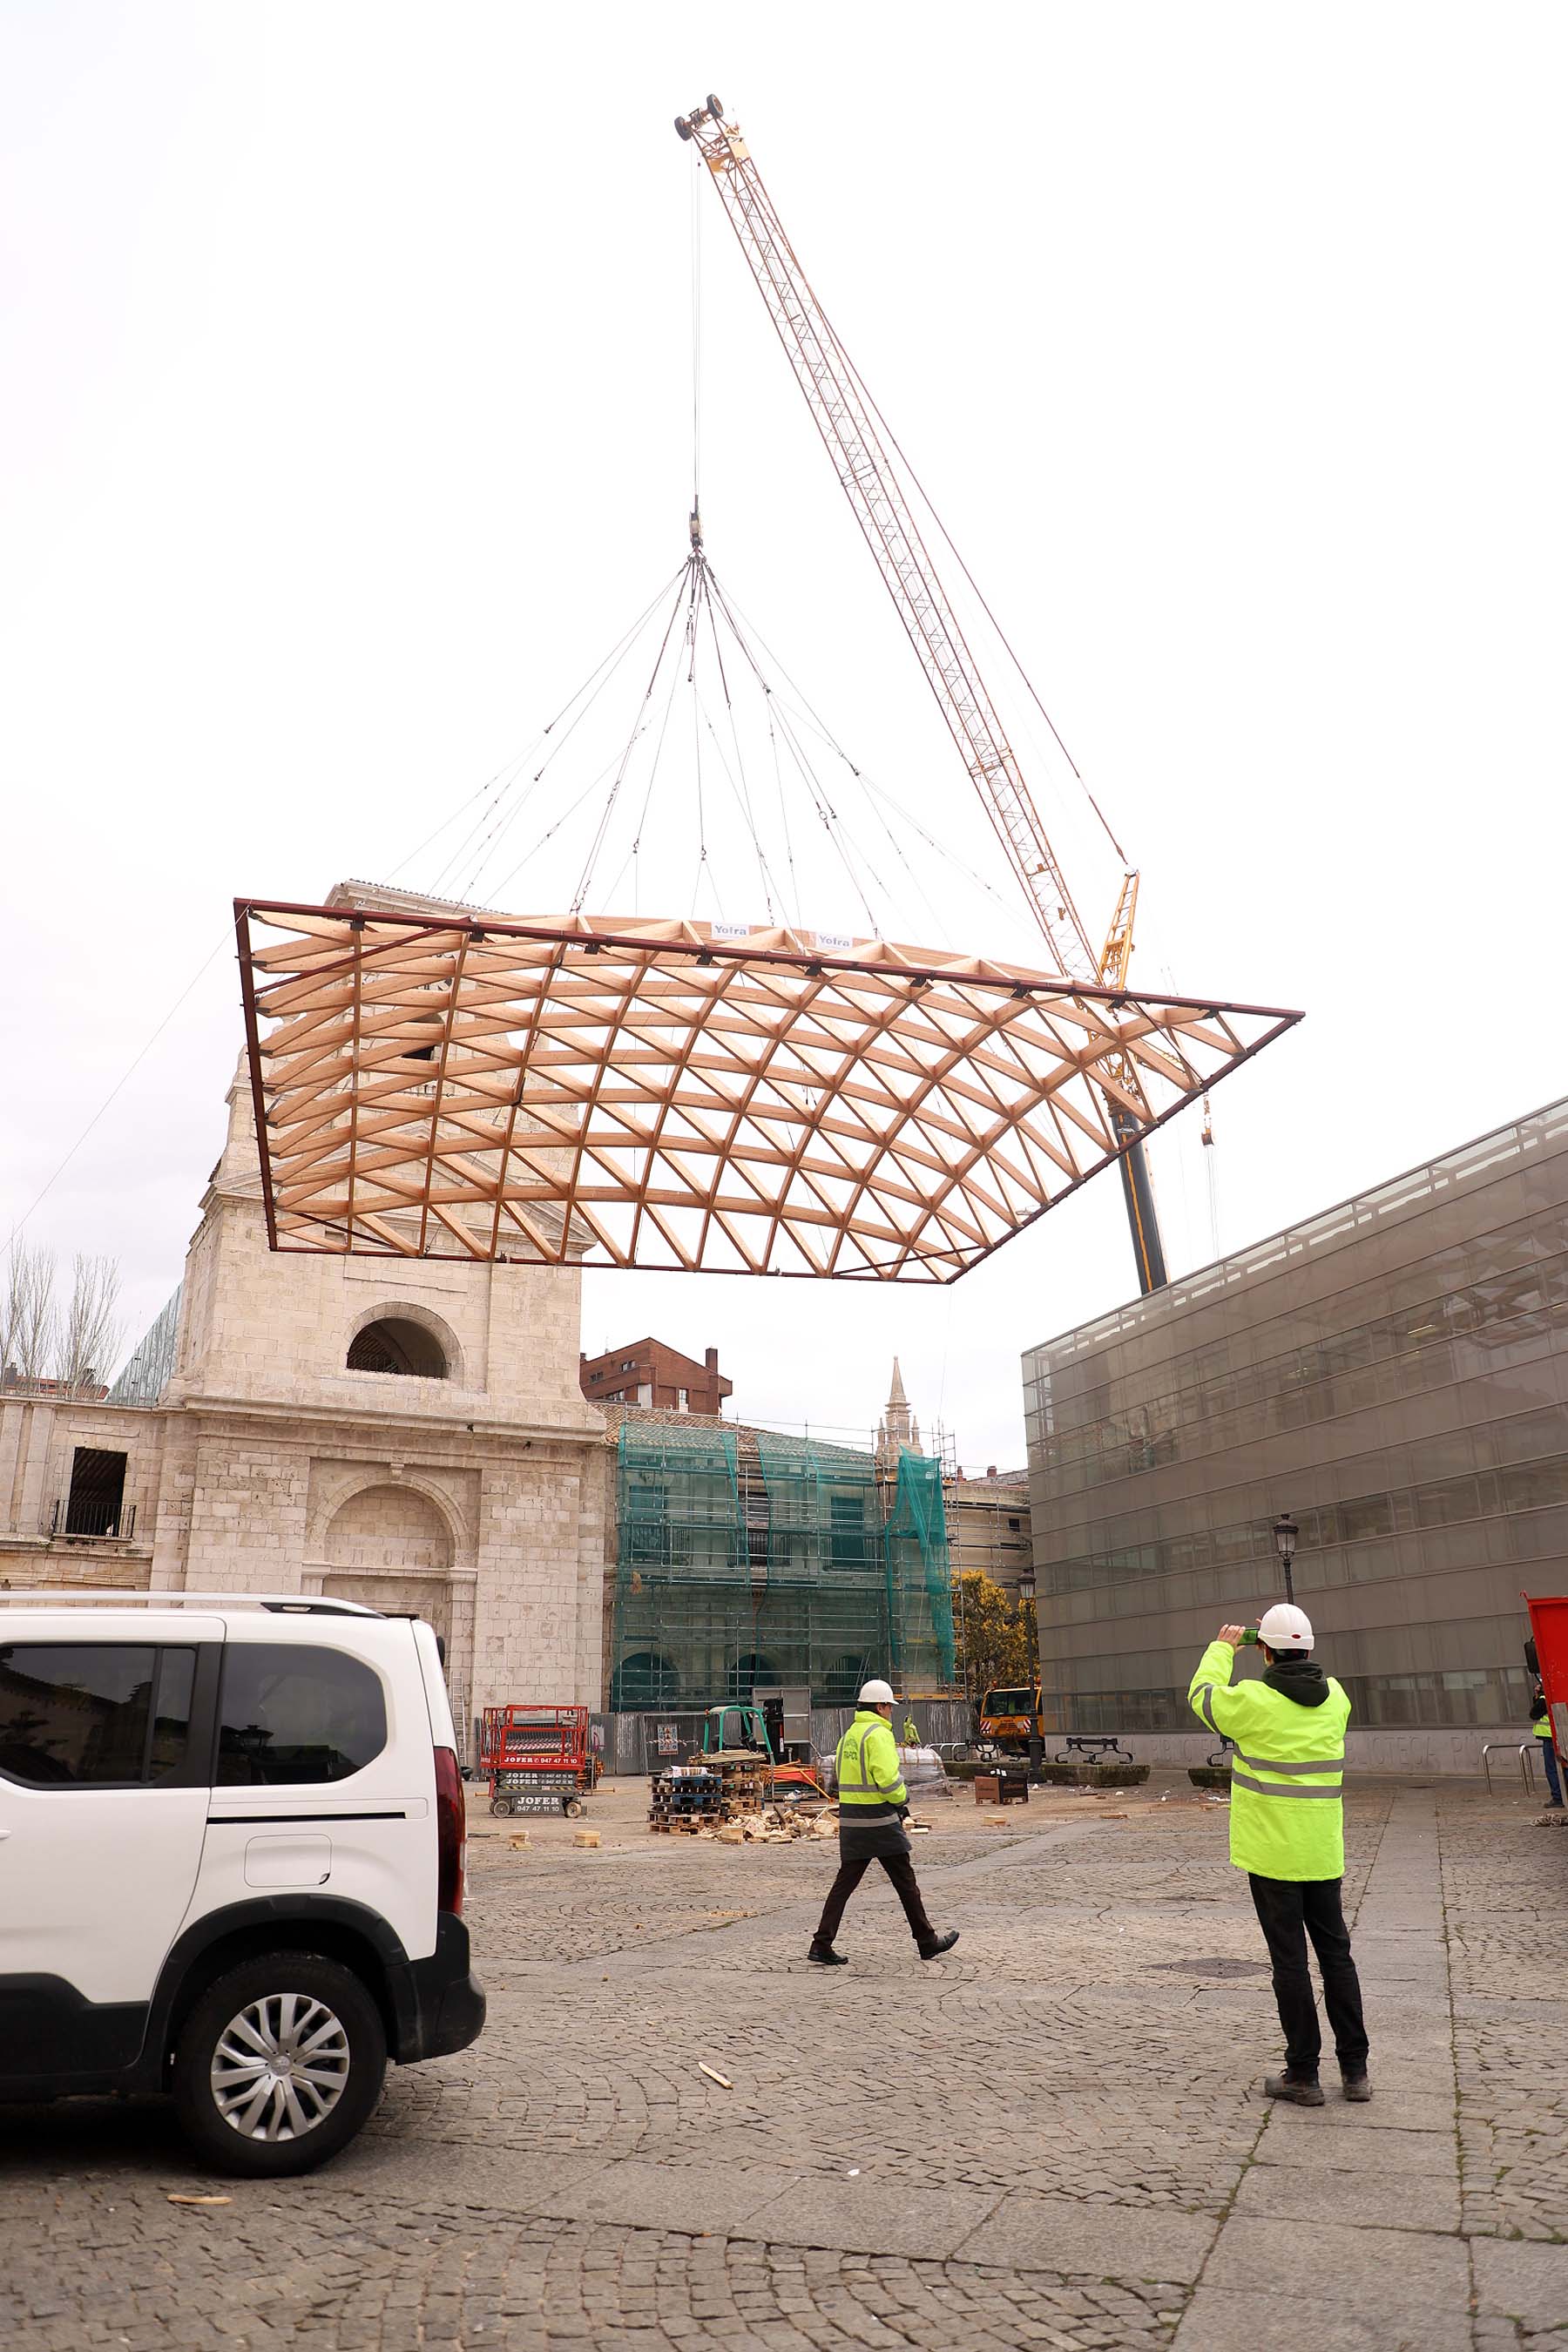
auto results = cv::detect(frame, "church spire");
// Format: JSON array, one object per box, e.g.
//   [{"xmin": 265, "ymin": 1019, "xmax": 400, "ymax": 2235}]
[{"xmin": 875, "ymin": 1357, "xmax": 923, "ymax": 1473}]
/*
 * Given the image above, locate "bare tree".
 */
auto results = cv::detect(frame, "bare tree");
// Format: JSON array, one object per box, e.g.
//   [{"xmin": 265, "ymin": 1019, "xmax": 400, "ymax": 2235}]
[
  {"xmin": 56, "ymin": 1254, "xmax": 123, "ymax": 1395},
  {"xmin": 0, "ymin": 1240, "xmax": 57, "ymax": 1384}
]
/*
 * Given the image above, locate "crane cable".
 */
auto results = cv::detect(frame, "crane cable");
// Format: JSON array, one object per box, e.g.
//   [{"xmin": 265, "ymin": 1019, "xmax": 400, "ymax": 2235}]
[{"xmin": 691, "ymin": 152, "xmax": 703, "ymax": 512}]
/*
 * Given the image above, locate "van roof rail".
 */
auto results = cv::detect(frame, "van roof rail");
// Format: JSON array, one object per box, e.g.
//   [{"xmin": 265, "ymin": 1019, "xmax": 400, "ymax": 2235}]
[{"xmin": 0, "ymin": 1590, "xmax": 384, "ymax": 1616}]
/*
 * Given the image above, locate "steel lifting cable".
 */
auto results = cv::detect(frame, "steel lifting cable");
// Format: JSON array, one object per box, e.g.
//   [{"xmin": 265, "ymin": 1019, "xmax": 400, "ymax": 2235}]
[
  {"xmin": 488, "ymin": 743, "xmax": 650, "ymax": 909},
  {"xmin": 448, "ymin": 565, "xmax": 687, "ymax": 902},
  {"xmin": 625, "ymin": 568, "xmax": 701, "ymax": 916},
  {"xmin": 696, "ymin": 564, "xmax": 777, "ymax": 923},
  {"xmin": 701, "ymin": 570, "xmax": 899, "ymax": 935},
  {"xmin": 570, "ymin": 564, "xmax": 694, "ymax": 914},
  {"xmin": 690, "ymin": 153, "xmax": 703, "ymax": 510},
  {"xmin": 687, "ymin": 588, "xmax": 708, "ymax": 917},
  {"xmin": 689, "ymin": 686, "xmax": 785, "ymax": 924},
  {"xmin": 710, "ymin": 569, "xmax": 1019, "ymax": 936},
  {"xmin": 416, "ymin": 567, "xmax": 680, "ymax": 898},
  {"xmin": 760, "ymin": 692, "xmax": 884, "ymax": 936}
]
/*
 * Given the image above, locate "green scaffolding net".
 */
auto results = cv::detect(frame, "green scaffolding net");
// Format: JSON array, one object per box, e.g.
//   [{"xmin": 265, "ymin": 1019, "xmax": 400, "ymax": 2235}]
[
  {"xmin": 610, "ymin": 1424, "xmax": 956, "ymax": 1711},
  {"xmin": 884, "ymin": 1450, "xmax": 958, "ymax": 1697}
]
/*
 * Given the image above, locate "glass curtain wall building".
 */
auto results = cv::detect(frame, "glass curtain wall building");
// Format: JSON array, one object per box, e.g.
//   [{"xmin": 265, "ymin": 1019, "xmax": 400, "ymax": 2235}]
[{"xmin": 1024, "ymin": 1099, "xmax": 1568, "ymax": 1761}]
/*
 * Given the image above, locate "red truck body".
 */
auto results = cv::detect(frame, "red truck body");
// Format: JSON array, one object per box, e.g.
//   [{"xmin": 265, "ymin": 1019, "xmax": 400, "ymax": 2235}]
[{"xmin": 1526, "ymin": 1596, "xmax": 1568, "ymax": 1751}]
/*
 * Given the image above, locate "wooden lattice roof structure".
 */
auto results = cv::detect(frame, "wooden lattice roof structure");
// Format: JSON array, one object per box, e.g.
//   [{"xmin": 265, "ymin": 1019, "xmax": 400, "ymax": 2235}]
[{"xmin": 236, "ymin": 896, "xmax": 1301, "ymax": 1283}]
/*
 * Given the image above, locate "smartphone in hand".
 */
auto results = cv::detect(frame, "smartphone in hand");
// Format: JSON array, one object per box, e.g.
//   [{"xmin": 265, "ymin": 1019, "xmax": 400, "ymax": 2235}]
[{"xmin": 1240, "ymin": 1626, "xmax": 1260, "ymax": 1646}]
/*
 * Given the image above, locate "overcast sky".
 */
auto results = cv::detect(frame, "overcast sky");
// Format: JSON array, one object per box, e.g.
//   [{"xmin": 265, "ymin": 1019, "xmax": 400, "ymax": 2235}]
[{"xmin": 3, "ymin": 3, "xmax": 1565, "ymax": 1466}]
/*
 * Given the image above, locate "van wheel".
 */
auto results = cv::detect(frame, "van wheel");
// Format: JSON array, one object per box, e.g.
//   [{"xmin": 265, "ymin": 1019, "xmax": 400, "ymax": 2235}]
[{"xmin": 172, "ymin": 1952, "xmax": 387, "ymax": 2177}]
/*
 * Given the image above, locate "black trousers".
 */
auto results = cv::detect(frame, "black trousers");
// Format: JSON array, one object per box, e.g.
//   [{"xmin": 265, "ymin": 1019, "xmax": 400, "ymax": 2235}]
[
  {"xmin": 1249, "ymin": 1873, "xmax": 1369, "ymax": 2078},
  {"xmin": 814, "ymin": 1852, "xmax": 935, "ymax": 1949}
]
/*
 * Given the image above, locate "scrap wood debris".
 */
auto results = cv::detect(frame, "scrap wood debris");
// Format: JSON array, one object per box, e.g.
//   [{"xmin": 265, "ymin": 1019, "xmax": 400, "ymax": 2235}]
[
  {"xmin": 659, "ymin": 1803, "xmax": 841, "ymax": 1844},
  {"xmin": 698, "ymin": 2063, "xmax": 733, "ymax": 2090}
]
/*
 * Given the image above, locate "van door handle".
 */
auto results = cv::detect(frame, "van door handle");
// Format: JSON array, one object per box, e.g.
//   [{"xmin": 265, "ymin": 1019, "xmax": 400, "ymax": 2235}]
[{"xmin": 0, "ymin": 1828, "xmax": 11, "ymax": 1842}]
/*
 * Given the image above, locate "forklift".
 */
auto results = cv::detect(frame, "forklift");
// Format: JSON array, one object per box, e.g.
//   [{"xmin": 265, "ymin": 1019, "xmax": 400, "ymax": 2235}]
[{"xmin": 699, "ymin": 1698, "xmax": 829, "ymax": 1805}]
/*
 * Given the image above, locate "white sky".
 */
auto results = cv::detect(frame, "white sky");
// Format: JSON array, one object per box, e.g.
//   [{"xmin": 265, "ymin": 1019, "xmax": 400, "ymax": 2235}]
[{"xmin": 3, "ymin": 3, "xmax": 1565, "ymax": 1466}]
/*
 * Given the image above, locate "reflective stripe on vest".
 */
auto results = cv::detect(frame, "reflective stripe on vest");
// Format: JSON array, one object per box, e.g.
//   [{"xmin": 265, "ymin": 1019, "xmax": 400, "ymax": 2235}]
[
  {"xmin": 1230, "ymin": 1767, "xmax": 1343, "ymax": 1800},
  {"xmin": 1193, "ymin": 1683, "xmax": 1221, "ymax": 1736},
  {"xmin": 1234, "ymin": 1751, "xmax": 1345, "ymax": 1774}
]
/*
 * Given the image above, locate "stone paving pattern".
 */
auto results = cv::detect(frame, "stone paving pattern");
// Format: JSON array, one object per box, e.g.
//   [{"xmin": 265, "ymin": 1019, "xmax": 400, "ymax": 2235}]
[{"xmin": 2, "ymin": 1773, "xmax": 1567, "ymax": 2348}]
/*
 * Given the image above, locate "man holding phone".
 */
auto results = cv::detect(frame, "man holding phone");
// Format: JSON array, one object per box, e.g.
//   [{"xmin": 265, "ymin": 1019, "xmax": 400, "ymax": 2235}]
[{"xmin": 1189, "ymin": 1605, "xmax": 1370, "ymax": 2106}]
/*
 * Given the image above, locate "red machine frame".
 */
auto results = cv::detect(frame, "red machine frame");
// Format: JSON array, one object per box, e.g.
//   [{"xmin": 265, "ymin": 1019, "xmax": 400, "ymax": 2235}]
[{"xmin": 479, "ymin": 1704, "xmax": 599, "ymax": 1819}]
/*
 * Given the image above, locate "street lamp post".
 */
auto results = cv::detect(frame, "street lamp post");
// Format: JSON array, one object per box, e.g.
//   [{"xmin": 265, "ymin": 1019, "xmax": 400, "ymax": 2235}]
[{"xmin": 1273, "ymin": 1512, "xmax": 1299, "ymax": 1609}]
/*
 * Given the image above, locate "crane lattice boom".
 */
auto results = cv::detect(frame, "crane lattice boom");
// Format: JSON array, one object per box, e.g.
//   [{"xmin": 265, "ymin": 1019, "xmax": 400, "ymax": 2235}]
[{"xmin": 682, "ymin": 101, "xmax": 1098, "ymax": 988}]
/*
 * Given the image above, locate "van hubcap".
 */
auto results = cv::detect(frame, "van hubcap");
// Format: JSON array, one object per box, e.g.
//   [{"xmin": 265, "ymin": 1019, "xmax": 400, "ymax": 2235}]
[{"xmin": 211, "ymin": 1993, "xmax": 351, "ymax": 2140}]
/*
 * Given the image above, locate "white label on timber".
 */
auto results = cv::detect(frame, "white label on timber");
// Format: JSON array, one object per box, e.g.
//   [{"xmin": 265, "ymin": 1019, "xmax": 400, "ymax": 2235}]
[
  {"xmin": 813, "ymin": 931, "xmax": 855, "ymax": 953},
  {"xmin": 711, "ymin": 923, "xmax": 755, "ymax": 941}
]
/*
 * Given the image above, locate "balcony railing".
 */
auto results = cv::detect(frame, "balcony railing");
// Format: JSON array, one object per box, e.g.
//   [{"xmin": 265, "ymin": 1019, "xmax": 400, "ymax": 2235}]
[{"xmin": 46, "ymin": 1498, "xmax": 137, "ymax": 1540}]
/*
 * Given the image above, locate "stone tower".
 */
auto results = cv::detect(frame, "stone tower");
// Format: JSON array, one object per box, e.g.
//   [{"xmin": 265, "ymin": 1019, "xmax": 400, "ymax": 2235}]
[{"xmin": 875, "ymin": 1357, "xmax": 923, "ymax": 1477}]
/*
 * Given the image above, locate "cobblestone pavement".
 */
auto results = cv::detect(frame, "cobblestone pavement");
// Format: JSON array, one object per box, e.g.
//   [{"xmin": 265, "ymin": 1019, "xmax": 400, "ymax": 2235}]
[{"xmin": 2, "ymin": 1773, "xmax": 1567, "ymax": 2349}]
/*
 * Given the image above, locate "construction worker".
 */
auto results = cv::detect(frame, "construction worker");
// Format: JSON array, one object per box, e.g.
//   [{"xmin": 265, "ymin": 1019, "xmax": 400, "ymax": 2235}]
[
  {"xmin": 808, "ymin": 1679, "xmax": 958, "ymax": 1966},
  {"xmin": 1189, "ymin": 1607, "xmax": 1370, "ymax": 2107},
  {"xmin": 1530, "ymin": 1678, "xmax": 1563, "ymax": 1808}
]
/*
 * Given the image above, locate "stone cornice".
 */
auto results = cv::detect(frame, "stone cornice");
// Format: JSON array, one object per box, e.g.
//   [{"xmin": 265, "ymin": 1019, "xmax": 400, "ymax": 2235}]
[{"xmin": 168, "ymin": 1391, "xmax": 600, "ymax": 1451}]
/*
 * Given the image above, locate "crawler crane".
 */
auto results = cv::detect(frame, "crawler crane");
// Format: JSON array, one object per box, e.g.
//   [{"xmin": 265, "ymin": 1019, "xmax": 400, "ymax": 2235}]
[{"xmin": 676, "ymin": 93, "xmax": 1168, "ymax": 1292}]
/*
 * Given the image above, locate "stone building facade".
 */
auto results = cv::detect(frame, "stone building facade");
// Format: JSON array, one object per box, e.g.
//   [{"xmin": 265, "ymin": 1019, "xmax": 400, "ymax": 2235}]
[
  {"xmin": 947, "ymin": 1468, "xmax": 1034, "ymax": 1598},
  {"xmin": 0, "ymin": 1064, "xmax": 606, "ymax": 1756}
]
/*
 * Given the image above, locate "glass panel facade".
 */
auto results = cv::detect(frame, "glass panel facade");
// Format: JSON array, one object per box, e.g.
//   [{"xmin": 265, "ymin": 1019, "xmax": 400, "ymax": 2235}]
[{"xmin": 1024, "ymin": 1099, "xmax": 1568, "ymax": 1738}]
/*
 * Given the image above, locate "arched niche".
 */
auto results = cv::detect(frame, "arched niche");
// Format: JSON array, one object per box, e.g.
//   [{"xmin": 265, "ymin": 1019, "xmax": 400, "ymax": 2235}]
[
  {"xmin": 324, "ymin": 1482, "xmax": 456, "ymax": 1576},
  {"xmin": 344, "ymin": 1301, "xmax": 463, "ymax": 1382}
]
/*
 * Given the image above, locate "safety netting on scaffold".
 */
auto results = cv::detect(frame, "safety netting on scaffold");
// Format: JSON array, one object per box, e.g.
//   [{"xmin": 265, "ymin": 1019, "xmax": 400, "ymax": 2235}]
[
  {"xmin": 883, "ymin": 1450, "xmax": 957, "ymax": 1699},
  {"xmin": 609, "ymin": 1423, "xmax": 954, "ymax": 1711}
]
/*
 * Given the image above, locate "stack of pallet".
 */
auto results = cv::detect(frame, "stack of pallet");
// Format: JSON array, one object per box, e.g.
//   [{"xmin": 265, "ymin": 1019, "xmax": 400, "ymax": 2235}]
[
  {"xmin": 648, "ymin": 1765, "xmax": 724, "ymax": 1834},
  {"xmin": 708, "ymin": 1751, "xmax": 769, "ymax": 1818}
]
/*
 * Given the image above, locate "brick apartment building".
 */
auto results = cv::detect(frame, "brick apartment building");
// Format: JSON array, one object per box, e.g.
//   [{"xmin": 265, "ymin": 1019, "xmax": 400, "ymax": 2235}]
[{"xmin": 580, "ymin": 1338, "xmax": 732, "ymax": 1416}]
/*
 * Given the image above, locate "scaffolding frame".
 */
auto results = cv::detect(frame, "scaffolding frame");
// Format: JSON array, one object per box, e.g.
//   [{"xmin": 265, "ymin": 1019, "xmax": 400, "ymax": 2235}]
[{"xmin": 610, "ymin": 1423, "xmax": 954, "ymax": 1710}]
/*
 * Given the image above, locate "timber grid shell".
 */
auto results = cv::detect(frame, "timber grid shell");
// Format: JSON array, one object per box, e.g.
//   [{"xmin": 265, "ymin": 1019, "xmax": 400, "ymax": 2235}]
[{"xmin": 237, "ymin": 898, "xmax": 1301, "ymax": 1282}]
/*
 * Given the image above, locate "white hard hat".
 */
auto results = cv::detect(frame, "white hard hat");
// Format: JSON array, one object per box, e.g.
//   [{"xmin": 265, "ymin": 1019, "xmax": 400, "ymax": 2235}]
[
  {"xmin": 1258, "ymin": 1603, "xmax": 1315, "ymax": 1650},
  {"xmin": 858, "ymin": 1678, "xmax": 896, "ymax": 1706}
]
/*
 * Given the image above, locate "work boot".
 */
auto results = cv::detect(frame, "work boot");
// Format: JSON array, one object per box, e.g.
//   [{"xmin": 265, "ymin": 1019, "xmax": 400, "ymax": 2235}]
[
  {"xmin": 1264, "ymin": 2073, "xmax": 1325, "ymax": 2106},
  {"xmin": 918, "ymin": 1930, "xmax": 959, "ymax": 1961},
  {"xmin": 1342, "ymin": 2074, "xmax": 1374, "ymax": 2103},
  {"xmin": 807, "ymin": 1943, "xmax": 848, "ymax": 1966}
]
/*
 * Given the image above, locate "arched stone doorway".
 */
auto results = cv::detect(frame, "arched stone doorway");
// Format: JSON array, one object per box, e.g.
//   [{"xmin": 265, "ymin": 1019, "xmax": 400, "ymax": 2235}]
[{"xmin": 314, "ymin": 1483, "xmax": 472, "ymax": 1750}]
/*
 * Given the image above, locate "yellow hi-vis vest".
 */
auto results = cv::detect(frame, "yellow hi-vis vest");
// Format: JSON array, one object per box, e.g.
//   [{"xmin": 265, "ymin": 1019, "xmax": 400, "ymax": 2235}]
[
  {"xmin": 1188, "ymin": 1639, "xmax": 1350, "ymax": 1881},
  {"xmin": 835, "ymin": 1710, "xmax": 909, "ymax": 1810}
]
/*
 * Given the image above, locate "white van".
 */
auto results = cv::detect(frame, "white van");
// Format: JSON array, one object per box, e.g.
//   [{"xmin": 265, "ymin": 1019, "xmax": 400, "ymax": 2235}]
[{"xmin": 0, "ymin": 1593, "xmax": 484, "ymax": 2175}]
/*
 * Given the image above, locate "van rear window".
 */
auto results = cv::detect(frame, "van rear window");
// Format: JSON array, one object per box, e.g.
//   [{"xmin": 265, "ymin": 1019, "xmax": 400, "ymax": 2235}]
[{"xmin": 217, "ymin": 1644, "xmax": 387, "ymax": 1785}]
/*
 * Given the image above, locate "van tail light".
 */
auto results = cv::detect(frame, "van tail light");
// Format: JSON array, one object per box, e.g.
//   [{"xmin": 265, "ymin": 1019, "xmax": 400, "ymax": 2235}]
[{"xmin": 434, "ymin": 1746, "xmax": 466, "ymax": 1916}]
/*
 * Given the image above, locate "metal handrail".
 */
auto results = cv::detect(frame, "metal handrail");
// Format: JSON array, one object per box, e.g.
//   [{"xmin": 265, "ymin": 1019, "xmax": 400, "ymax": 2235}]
[{"xmin": 1481, "ymin": 1740, "xmax": 1539, "ymax": 1796}]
